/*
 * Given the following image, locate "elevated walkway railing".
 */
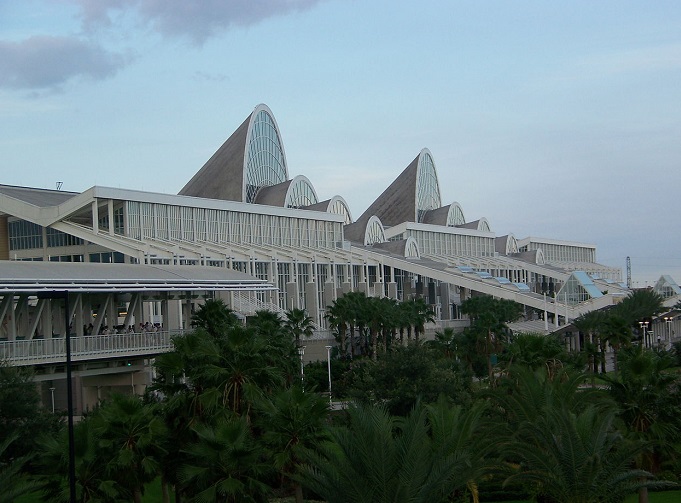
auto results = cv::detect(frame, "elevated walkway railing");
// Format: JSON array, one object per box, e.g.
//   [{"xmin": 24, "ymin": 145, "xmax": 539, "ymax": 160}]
[{"xmin": 0, "ymin": 331, "xmax": 181, "ymax": 366}]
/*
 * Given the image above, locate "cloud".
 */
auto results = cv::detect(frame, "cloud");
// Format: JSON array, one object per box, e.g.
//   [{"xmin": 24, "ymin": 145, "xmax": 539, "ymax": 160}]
[
  {"xmin": 0, "ymin": 36, "xmax": 129, "ymax": 90},
  {"xmin": 70, "ymin": 0, "xmax": 323, "ymax": 44}
]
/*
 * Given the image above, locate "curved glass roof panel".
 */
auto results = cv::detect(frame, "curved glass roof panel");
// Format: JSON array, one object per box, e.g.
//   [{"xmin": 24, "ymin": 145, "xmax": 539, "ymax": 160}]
[
  {"xmin": 329, "ymin": 196, "xmax": 353, "ymax": 224},
  {"xmin": 365, "ymin": 216, "xmax": 386, "ymax": 245},
  {"xmin": 286, "ymin": 177, "xmax": 318, "ymax": 208},
  {"xmin": 245, "ymin": 110, "xmax": 288, "ymax": 203},
  {"xmin": 416, "ymin": 151, "xmax": 441, "ymax": 222},
  {"xmin": 446, "ymin": 203, "xmax": 465, "ymax": 226},
  {"xmin": 405, "ymin": 237, "xmax": 420, "ymax": 258}
]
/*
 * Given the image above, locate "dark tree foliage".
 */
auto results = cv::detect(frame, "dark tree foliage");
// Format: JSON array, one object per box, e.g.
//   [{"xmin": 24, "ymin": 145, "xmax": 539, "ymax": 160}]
[
  {"xmin": 342, "ymin": 342, "xmax": 472, "ymax": 416},
  {"xmin": 0, "ymin": 364, "xmax": 61, "ymax": 463}
]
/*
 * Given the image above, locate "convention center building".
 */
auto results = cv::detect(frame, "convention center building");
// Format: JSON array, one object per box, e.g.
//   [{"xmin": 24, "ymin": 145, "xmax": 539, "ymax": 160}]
[{"xmin": 0, "ymin": 104, "xmax": 645, "ymax": 337}]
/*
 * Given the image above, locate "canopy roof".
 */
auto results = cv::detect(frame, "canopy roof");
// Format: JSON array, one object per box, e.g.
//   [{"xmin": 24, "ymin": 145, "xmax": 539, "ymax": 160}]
[{"xmin": 0, "ymin": 261, "xmax": 274, "ymax": 293}]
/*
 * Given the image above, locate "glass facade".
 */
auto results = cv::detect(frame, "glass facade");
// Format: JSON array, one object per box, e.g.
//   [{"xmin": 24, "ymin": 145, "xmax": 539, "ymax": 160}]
[
  {"xmin": 245, "ymin": 110, "xmax": 287, "ymax": 203},
  {"xmin": 405, "ymin": 239, "xmax": 419, "ymax": 258},
  {"xmin": 520, "ymin": 241, "xmax": 596, "ymax": 263},
  {"xmin": 285, "ymin": 177, "xmax": 318, "ymax": 208},
  {"xmin": 365, "ymin": 216, "xmax": 386, "ymax": 245},
  {"xmin": 125, "ymin": 200, "xmax": 343, "ymax": 250},
  {"xmin": 329, "ymin": 197, "xmax": 352, "ymax": 224},
  {"xmin": 416, "ymin": 152, "xmax": 441, "ymax": 222},
  {"xmin": 8, "ymin": 220, "xmax": 42, "ymax": 250},
  {"xmin": 404, "ymin": 228, "xmax": 496, "ymax": 258},
  {"xmin": 446, "ymin": 204, "xmax": 465, "ymax": 226},
  {"xmin": 9, "ymin": 219, "xmax": 83, "ymax": 250}
]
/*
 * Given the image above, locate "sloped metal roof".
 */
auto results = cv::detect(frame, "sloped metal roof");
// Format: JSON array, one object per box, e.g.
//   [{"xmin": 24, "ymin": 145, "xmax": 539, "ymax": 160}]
[
  {"xmin": 0, "ymin": 261, "xmax": 274, "ymax": 293},
  {"xmin": 0, "ymin": 185, "xmax": 78, "ymax": 207}
]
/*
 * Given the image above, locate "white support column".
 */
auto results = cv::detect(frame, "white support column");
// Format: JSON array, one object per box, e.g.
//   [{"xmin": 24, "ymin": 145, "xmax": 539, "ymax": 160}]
[
  {"xmin": 108, "ymin": 199, "xmax": 115, "ymax": 235},
  {"xmin": 28, "ymin": 298, "xmax": 46, "ymax": 340},
  {"xmin": 543, "ymin": 293, "xmax": 548, "ymax": 332},
  {"xmin": 41, "ymin": 298, "xmax": 53, "ymax": 338},
  {"xmin": 74, "ymin": 294, "xmax": 84, "ymax": 336},
  {"xmin": 92, "ymin": 200, "xmax": 99, "ymax": 234},
  {"xmin": 0, "ymin": 294, "xmax": 13, "ymax": 339},
  {"xmin": 286, "ymin": 282, "xmax": 299, "ymax": 310},
  {"xmin": 123, "ymin": 294, "xmax": 140, "ymax": 328},
  {"xmin": 167, "ymin": 298, "xmax": 182, "ymax": 331},
  {"xmin": 14, "ymin": 295, "xmax": 28, "ymax": 340},
  {"xmin": 161, "ymin": 296, "xmax": 169, "ymax": 331},
  {"xmin": 91, "ymin": 294, "xmax": 111, "ymax": 335},
  {"xmin": 304, "ymin": 282, "xmax": 319, "ymax": 325}
]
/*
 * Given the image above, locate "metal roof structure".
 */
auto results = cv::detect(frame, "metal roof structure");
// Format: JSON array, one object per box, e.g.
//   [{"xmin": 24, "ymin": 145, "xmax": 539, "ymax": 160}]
[{"xmin": 0, "ymin": 261, "xmax": 274, "ymax": 293}]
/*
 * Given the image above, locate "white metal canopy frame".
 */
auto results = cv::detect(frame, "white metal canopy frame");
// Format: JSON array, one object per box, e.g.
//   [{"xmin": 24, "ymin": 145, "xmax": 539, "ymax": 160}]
[{"xmin": 0, "ymin": 261, "xmax": 276, "ymax": 294}]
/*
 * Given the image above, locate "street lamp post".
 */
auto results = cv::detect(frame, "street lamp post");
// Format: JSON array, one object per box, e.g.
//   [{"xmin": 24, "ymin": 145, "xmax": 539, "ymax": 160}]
[
  {"xmin": 298, "ymin": 346, "xmax": 306, "ymax": 390},
  {"xmin": 638, "ymin": 321, "xmax": 649, "ymax": 347},
  {"xmin": 325, "ymin": 345, "xmax": 333, "ymax": 407},
  {"xmin": 38, "ymin": 290, "xmax": 76, "ymax": 503}
]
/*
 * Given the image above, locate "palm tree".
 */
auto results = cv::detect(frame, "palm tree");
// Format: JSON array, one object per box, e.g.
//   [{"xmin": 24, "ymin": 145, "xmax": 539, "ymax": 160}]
[
  {"xmin": 574, "ymin": 309, "xmax": 608, "ymax": 374},
  {"xmin": 192, "ymin": 325, "xmax": 287, "ymax": 415},
  {"xmin": 95, "ymin": 394, "xmax": 167, "ymax": 503},
  {"xmin": 600, "ymin": 313, "xmax": 632, "ymax": 372},
  {"xmin": 429, "ymin": 327, "xmax": 456, "ymax": 359},
  {"xmin": 410, "ymin": 298, "xmax": 435, "ymax": 342},
  {"xmin": 248, "ymin": 309, "xmax": 283, "ymax": 337},
  {"xmin": 426, "ymin": 397, "xmax": 494, "ymax": 503},
  {"xmin": 502, "ymin": 332, "xmax": 567, "ymax": 376},
  {"xmin": 0, "ymin": 434, "xmax": 38, "ymax": 502},
  {"xmin": 326, "ymin": 299, "xmax": 349, "ymax": 357},
  {"xmin": 254, "ymin": 386, "xmax": 329, "ymax": 503},
  {"xmin": 39, "ymin": 418, "xmax": 126, "ymax": 503},
  {"xmin": 284, "ymin": 308, "xmax": 315, "ymax": 347},
  {"xmin": 299, "ymin": 403, "xmax": 476, "ymax": 503},
  {"xmin": 613, "ymin": 289, "xmax": 665, "ymax": 328},
  {"xmin": 180, "ymin": 418, "xmax": 272, "ymax": 503},
  {"xmin": 489, "ymin": 367, "xmax": 663, "ymax": 503},
  {"xmin": 461, "ymin": 295, "xmax": 523, "ymax": 382},
  {"xmin": 191, "ymin": 298, "xmax": 239, "ymax": 338},
  {"xmin": 503, "ymin": 406, "xmax": 656, "ymax": 503},
  {"xmin": 602, "ymin": 345, "xmax": 681, "ymax": 503}
]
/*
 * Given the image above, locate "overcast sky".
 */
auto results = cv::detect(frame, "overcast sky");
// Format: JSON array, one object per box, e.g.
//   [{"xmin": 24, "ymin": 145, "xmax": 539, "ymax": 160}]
[{"xmin": 1, "ymin": 1, "xmax": 680, "ymax": 287}]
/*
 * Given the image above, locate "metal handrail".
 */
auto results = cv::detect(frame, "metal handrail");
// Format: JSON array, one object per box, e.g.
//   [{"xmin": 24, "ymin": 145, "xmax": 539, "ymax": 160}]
[{"xmin": 0, "ymin": 330, "xmax": 182, "ymax": 366}]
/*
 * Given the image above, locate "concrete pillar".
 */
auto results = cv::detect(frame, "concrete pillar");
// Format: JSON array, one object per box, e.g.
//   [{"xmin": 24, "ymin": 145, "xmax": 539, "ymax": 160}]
[
  {"xmin": 108, "ymin": 199, "xmax": 115, "ymax": 235},
  {"xmin": 323, "ymin": 281, "xmax": 336, "ymax": 310},
  {"xmin": 304, "ymin": 282, "xmax": 319, "ymax": 324},
  {"xmin": 107, "ymin": 296, "xmax": 118, "ymax": 329},
  {"xmin": 15, "ymin": 295, "xmax": 29, "ymax": 339},
  {"xmin": 167, "ymin": 299, "xmax": 182, "ymax": 331},
  {"xmin": 415, "ymin": 280, "xmax": 424, "ymax": 298},
  {"xmin": 92, "ymin": 201, "xmax": 99, "ymax": 233},
  {"xmin": 286, "ymin": 282, "xmax": 299, "ymax": 310},
  {"xmin": 41, "ymin": 298, "xmax": 53, "ymax": 338},
  {"xmin": 403, "ymin": 280, "xmax": 413, "ymax": 300},
  {"xmin": 161, "ymin": 297, "xmax": 169, "ymax": 330},
  {"xmin": 134, "ymin": 296, "xmax": 145, "ymax": 329},
  {"xmin": 439, "ymin": 284, "xmax": 451, "ymax": 320},
  {"xmin": 373, "ymin": 281, "xmax": 384, "ymax": 298},
  {"xmin": 387, "ymin": 282, "xmax": 398, "ymax": 300}
]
